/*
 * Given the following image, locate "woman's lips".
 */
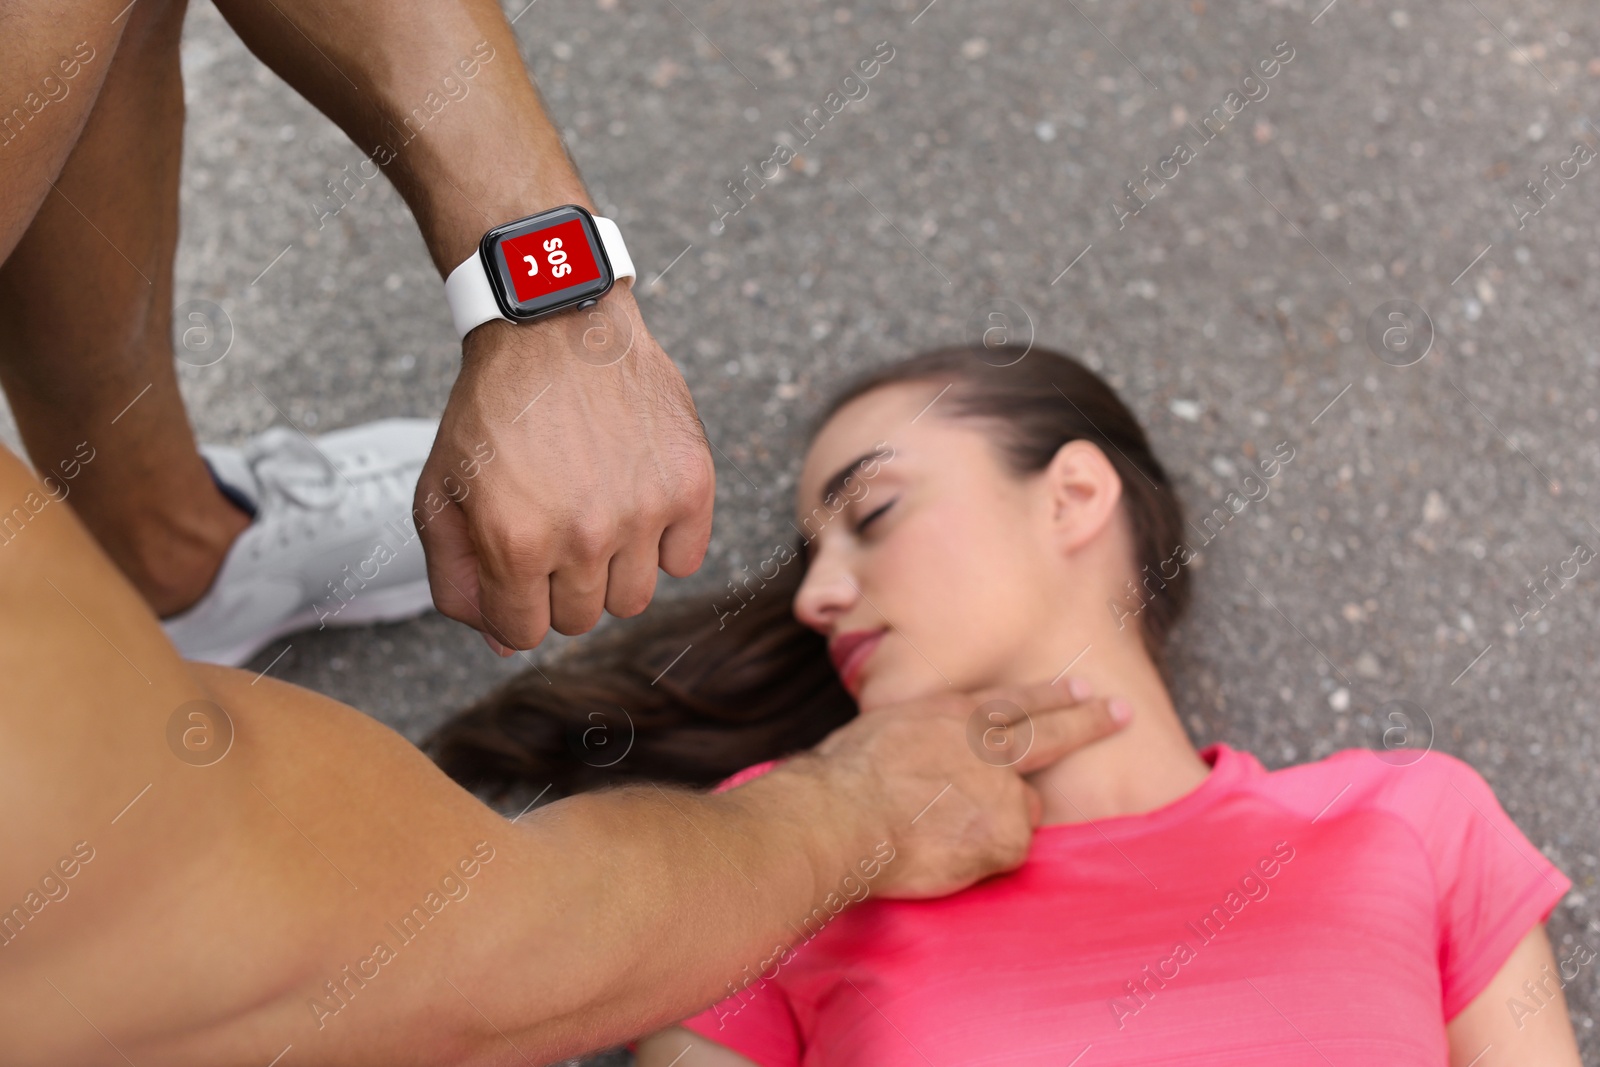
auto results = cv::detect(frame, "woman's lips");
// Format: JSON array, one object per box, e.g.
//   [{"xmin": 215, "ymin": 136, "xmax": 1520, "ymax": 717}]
[{"xmin": 829, "ymin": 630, "xmax": 885, "ymax": 691}]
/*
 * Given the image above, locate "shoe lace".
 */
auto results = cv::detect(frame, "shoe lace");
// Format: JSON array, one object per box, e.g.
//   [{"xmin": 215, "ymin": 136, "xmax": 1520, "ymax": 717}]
[
  {"xmin": 245, "ymin": 427, "xmax": 344, "ymax": 513},
  {"xmin": 241, "ymin": 427, "xmax": 418, "ymax": 553}
]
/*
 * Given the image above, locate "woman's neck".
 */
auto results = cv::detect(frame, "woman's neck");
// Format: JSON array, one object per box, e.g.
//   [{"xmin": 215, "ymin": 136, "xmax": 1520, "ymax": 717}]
[{"xmin": 1017, "ymin": 638, "xmax": 1211, "ymax": 826}]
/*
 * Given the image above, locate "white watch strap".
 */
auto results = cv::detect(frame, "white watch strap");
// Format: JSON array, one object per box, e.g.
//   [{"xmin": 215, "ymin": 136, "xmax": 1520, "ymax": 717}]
[
  {"xmin": 444, "ymin": 253, "xmax": 505, "ymax": 340},
  {"xmin": 592, "ymin": 215, "xmax": 635, "ymax": 284},
  {"xmin": 443, "ymin": 213, "xmax": 635, "ymax": 340}
]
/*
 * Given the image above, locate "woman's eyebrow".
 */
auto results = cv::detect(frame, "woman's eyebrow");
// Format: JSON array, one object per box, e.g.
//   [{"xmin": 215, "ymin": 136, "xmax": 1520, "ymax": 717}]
[{"xmin": 817, "ymin": 450, "xmax": 880, "ymax": 504}]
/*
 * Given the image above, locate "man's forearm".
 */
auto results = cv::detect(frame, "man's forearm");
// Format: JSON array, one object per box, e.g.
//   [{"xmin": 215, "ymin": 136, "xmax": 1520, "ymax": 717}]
[
  {"xmin": 483, "ymin": 757, "xmax": 886, "ymax": 1059},
  {"xmin": 213, "ymin": 0, "xmax": 590, "ymax": 271}
]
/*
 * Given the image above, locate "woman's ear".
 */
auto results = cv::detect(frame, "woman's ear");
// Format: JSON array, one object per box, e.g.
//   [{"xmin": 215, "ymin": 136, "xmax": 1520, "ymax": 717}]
[{"xmin": 1044, "ymin": 439, "xmax": 1124, "ymax": 554}]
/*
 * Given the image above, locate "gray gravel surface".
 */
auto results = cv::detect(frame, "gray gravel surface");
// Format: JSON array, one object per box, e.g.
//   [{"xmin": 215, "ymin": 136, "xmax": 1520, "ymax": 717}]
[{"xmin": 5, "ymin": 0, "xmax": 1598, "ymax": 1060}]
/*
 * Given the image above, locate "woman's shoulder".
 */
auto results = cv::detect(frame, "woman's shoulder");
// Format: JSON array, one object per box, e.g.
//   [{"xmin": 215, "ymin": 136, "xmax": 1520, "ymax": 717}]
[
  {"xmin": 1239, "ymin": 742, "xmax": 1508, "ymax": 829},
  {"xmin": 1249, "ymin": 745, "xmax": 1569, "ymax": 1018}
]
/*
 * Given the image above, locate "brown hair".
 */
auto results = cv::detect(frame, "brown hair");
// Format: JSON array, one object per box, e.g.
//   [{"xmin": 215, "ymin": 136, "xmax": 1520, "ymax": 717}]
[{"xmin": 425, "ymin": 343, "xmax": 1190, "ymax": 800}]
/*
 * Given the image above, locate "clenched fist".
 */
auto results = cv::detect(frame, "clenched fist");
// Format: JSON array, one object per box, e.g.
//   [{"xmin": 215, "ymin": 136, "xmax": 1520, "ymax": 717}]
[{"xmin": 416, "ymin": 282, "xmax": 715, "ymax": 651}]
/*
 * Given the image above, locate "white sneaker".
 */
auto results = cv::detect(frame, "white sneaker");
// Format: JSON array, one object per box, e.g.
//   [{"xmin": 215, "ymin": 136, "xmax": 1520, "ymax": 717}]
[{"xmin": 162, "ymin": 418, "xmax": 441, "ymax": 666}]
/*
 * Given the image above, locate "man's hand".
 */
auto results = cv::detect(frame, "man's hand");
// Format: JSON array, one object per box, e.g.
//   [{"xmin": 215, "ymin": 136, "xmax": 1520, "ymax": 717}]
[
  {"xmin": 790, "ymin": 679, "xmax": 1130, "ymax": 900},
  {"xmin": 416, "ymin": 283, "xmax": 715, "ymax": 651},
  {"xmin": 206, "ymin": 0, "xmax": 719, "ymax": 654}
]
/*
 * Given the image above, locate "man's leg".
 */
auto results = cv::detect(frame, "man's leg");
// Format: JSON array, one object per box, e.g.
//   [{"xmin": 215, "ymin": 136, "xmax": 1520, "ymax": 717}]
[
  {"xmin": 0, "ymin": 0, "xmax": 124, "ymax": 254},
  {"xmin": 0, "ymin": 0, "xmax": 250, "ymax": 617}
]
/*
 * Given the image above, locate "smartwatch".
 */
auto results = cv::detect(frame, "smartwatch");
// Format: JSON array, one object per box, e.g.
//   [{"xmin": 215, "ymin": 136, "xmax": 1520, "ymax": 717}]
[{"xmin": 444, "ymin": 204, "xmax": 635, "ymax": 339}]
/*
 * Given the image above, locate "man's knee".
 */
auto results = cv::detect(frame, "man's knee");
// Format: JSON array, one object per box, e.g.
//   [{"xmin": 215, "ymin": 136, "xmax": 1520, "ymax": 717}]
[{"xmin": 0, "ymin": 0, "xmax": 186, "ymax": 256}]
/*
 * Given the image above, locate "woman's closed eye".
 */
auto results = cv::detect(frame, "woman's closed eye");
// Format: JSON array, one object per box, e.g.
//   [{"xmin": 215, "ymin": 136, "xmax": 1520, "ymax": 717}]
[{"xmin": 853, "ymin": 497, "xmax": 896, "ymax": 535}]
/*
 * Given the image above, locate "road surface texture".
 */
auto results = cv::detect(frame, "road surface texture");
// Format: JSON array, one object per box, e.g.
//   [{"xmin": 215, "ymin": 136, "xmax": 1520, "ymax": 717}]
[{"xmin": 3, "ymin": 0, "xmax": 1596, "ymax": 1061}]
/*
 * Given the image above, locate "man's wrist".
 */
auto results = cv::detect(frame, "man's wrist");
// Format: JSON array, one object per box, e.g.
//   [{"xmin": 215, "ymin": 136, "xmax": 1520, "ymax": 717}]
[
  {"xmin": 747, "ymin": 750, "xmax": 887, "ymax": 909},
  {"xmin": 456, "ymin": 267, "xmax": 639, "ymax": 370}
]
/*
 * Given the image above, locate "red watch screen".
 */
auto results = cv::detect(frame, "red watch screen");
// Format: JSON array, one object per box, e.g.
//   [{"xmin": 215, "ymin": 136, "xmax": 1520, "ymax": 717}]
[{"xmin": 497, "ymin": 218, "xmax": 601, "ymax": 304}]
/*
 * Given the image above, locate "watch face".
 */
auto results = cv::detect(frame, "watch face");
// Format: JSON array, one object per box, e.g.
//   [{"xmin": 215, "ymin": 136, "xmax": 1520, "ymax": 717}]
[{"xmin": 482, "ymin": 206, "xmax": 613, "ymax": 320}]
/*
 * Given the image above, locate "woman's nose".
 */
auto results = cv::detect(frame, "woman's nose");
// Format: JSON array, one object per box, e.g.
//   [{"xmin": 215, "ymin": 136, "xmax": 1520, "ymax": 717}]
[{"xmin": 793, "ymin": 559, "xmax": 859, "ymax": 632}]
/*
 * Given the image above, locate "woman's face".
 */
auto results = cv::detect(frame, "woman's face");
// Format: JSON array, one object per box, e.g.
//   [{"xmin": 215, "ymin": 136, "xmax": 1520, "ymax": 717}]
[{"xmin": 793, "ymin": 381, "xmax": 1111, "ymax": 712}]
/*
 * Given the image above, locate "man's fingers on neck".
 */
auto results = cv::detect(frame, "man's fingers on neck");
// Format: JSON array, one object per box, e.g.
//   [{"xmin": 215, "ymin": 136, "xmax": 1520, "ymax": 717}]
[{"xmin": 1011, "ymin": 699, "xmax": 1120, "ymax": 774}]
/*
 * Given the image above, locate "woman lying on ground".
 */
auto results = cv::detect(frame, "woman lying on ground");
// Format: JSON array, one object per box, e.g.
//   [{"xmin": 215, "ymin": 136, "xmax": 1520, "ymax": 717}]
[{"xmin": 430, "ymin": 342, "xmax": 1582, "ymax": 1066}]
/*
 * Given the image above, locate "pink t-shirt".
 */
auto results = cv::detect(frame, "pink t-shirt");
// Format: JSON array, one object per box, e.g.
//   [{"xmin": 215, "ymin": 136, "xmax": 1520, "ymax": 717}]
[{"xmin": 679, "ymin": 743, "xmax": 1570, "ymax": 1066}]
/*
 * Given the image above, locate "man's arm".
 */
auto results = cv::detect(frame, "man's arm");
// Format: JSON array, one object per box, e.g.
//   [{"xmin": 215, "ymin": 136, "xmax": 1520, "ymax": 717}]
[
  {"xmin": 210, "ymin": 0, "xmax": 715, "ymax": 651},
  {"xmin": 0, "ymin": 444, "xmax": 1125, "ymax": 1065}
]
